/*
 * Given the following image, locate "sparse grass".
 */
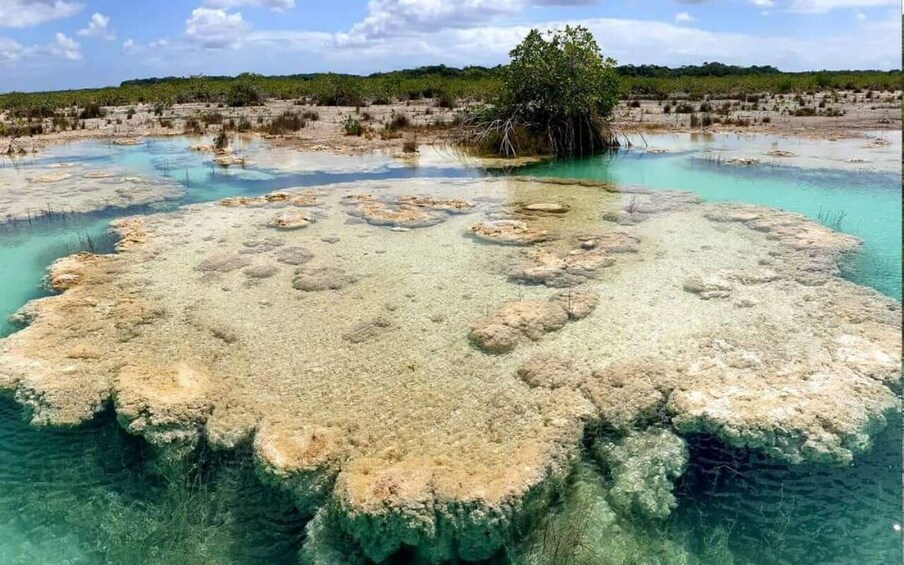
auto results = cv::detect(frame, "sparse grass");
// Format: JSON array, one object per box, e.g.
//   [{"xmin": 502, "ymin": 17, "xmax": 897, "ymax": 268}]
[
  {"xmin": 817, "ymin": 207, "xmax": 848, "ymax": 231},
  {"xmin": 262, "ymin": 110, "xmax": 306, "ymax": 135}
]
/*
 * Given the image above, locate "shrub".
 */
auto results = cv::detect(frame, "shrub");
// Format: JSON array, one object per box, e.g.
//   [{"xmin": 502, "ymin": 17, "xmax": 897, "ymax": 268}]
[
  {"xmin": 126, "ymin": 107, "xmax": 136, "ymax": 120},
  {"xmin": 201, "ymin": 112, "xmax": 223, "ymax": 125},
  {"xmin": 461, "ymin": 26, "xmax": 620, "ymax": 156},
  {"xmin": 227, "ymin": 81, "xmax": 264, "ymax": 107},
  {"xmin": 184, "ymin": 117, "xmax": 204, "ymax": 134},
  {"xmin": 402, "ymin": 136, "xmax": 418, "ymax": 153},
  {"xmin": 263, "ymin": 111, "xmax": 306, "ymax": 135},
  {"xmin": 78, "ymin": 103, "xmax": 105, "ymax": 120},
  {"xmin": 301, "ymin": 110, "xmax": 320, "ymax": 121},
  {"xmin": 343, "ymin": 115, "xmax": 363, "ymax": 136},
  {"xmin": 213, "ymin": 129, "xmax": 229, "ymax": 150},
  {"xmin": 390, "ymin": 113, "xmax": 411, "ymax": 130},
  {"xmin": 628, "ymin": 99, "xmax": 641, "ymax": 108},
  {"xmin": 675, "ymin": 102, "xmax": 695, "ymax": 114},
  {"xmin": 662, "ymin": 104, "xmax": 671, "ymax": 114},
  {"xmin": 435, "ymin": 93, "xmax": 457, "ymax": 109}
]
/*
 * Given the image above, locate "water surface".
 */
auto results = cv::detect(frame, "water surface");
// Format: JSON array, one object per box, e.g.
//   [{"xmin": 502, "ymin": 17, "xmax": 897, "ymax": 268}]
[{"xmin": 0, "ymin": 134, "xmax": 900, "ymax": 563}]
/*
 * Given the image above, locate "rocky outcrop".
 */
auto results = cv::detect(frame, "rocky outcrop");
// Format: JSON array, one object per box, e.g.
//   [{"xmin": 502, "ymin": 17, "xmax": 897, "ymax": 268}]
[
  {"xmin": 469, "ymin": 290, "xmax": 598, "ymax": 353},
  {"xmin": 594, "ymin": 428, "xmax": 688, "ymax": 520},
  {"xmin": 343, "ymin": 194, "xmax": 474, "ymax": 228},
  {"xmin": 468, "ymin": 219, "xmax": 551, "ymax": 246},
  {"xmin": 0, "ymin": 177, "xmax": 899, "ymax": 564}
]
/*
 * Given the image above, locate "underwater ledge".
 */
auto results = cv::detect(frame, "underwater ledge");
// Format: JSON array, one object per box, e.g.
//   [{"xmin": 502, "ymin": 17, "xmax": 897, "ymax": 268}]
[{"xmin": 0, "ymin": 176, "xmax": 900, "ymax": 562}]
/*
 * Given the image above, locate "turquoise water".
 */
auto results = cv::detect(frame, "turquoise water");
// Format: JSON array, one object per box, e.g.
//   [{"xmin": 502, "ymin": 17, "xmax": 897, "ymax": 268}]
[
  {"xmin": 0, "ymin": 136, "xmax": 900, "ymax": 563},
  {"xmin": 519, "ymin": 137, "xmax": 903, "ymax": 564},
  {"xmin": 517, "ymin": 140, "xmax": 902, "ymax": 299}
]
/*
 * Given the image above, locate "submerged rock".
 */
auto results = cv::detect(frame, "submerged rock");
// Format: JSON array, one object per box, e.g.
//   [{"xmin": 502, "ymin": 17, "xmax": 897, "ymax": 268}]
[
  {"xmin": 269, "ymin": 209, "xmax": 313, "ymax": 230},
  {"xmin": 468, "ymin": 219, "xmax": 551, "ymax": 246},
  {"xmin": 196, "ymin": 252, "xmax": 252, "ymax": 273},
  {"xmin": 292, "ymin": 267, "xmax": 355, "ymax": 291},
  {"xmin": 275, "ymin": 246, "xmax": 315, "ymax": 266},
  {"xmin": 343, "ymin": 194, "xmax": 474, "ymax": 229},
  {"xmin": 342, "ymin": 318, "xmax": 393, "ymax": 343},
  {"xmin": 0, "ymin": 177, "xmax": 900, "ymax": 563},
  {"xmin": 469, "ymin": 291, "xmax": 597, "ymax": 353},
  {"xmin": 594, "ymin": 428, "xmax": 688, "ymax": 520}
]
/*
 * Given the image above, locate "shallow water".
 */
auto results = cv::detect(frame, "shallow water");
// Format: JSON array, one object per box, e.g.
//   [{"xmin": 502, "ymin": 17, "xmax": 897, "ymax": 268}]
[
  {"xmin": 0, "ymin": 135, "xmax": 900, "ymax": 564},
  {"xmin": 517, "ymin": 132, "xmax": 902, "ymax": 299}
]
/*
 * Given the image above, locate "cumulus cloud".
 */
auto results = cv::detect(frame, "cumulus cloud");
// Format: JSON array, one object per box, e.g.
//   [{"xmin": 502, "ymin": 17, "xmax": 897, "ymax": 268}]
[
  {"xmin": 0, "ymin": 0, "xmax": 83, "ymax": 28},
  {"xmin": 675, "ymin": 11, "xmax": 696, "ymax": 22},
  {"xmin": 205, "ymin": 0, "xmax": 295, "ymax": 10},
  {"xmin": 0, "ymin": 37, "xmax": 24, "ymax": 62},
  {"xmin": 341, "ymin": 0, "xmax": 599, "ymax": 43},
  {"xmin": 328, "ymin": 16, "xmax": 900, "ymax": 71},
  {"xmin": 50, "ymin": 32, "xmax": 81, "ymax": 60},
  {"xmin": 185, "ymin": 7, "xmax": 247, "ymax": 48},
  {"xmin": 77, "ymin": 12, "xmax": 114, "ymax": 39}
]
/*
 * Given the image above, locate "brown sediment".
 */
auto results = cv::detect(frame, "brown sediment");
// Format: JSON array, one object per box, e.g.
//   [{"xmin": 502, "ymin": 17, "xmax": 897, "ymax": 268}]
[{"xmin": 0, "ymin": 177, "xmax": 899, "ymax": 561}]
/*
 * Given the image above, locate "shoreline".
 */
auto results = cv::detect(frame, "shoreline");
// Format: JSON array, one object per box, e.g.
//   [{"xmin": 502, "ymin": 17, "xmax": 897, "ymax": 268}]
[{"xmin": 2, "ymin": 91, "xmax": 900, "ymax": 157}]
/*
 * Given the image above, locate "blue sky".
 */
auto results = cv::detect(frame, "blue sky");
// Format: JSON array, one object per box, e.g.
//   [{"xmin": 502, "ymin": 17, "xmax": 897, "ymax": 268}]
[{"xmin": 0, "ymin": 0, "xmax": 900, "ymax": 92}]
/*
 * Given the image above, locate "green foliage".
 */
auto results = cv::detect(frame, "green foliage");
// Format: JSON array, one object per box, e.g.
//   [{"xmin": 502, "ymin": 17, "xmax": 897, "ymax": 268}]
[
  {"xmin": 78, "ymin": 102, "xmax": 105, "ymax": 120},
  {"xmin": 263, "ymin": 110, "xmax": 306, "ymax": 135},
  {"xmin": 466, "ymin": 26, "xmax": 621, "ymax": 157},
  {"xmin": 226, "ymin": 81, "xmax": 264, "ymax": 107},
  {"xmin": 0, "ymin": 66, "xmax": 896, "ymax": 119},
  {"xmin": 503, "ymin": 26, "xmax": 620, "ymax": 123},
  {"xmin": 343, "ymin": 115, "xmax": 363, "ymax": 136}
]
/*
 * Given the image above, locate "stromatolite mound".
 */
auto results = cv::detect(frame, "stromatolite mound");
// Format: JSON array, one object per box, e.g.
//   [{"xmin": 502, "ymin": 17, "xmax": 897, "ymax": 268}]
[
  {"xmin": 220, "ymin": 189, "xmax": 321, "ymax": 208},
  {"xmin": 0, "ymin": 177, "xmax": 900, "ymax": 563},
  {"xmin": 594, "ymin": 428, "xmax": 688, "ymax": 520},
  {"xmin": 269, "ymin": 209, "xmax": 313, "ymax": 230},
  {"xmin": 343, "ymin": 193, "xmax": 474, "ymax": 228},
  {"xmin": 469, "ymin": 290, "xmax": 598, "ymax": 353},
  {"xmin": 468, "ymin": 219, "xmax": 551, "ymax": 246},
  {"xmin": 292, "ymin": 266, "xmax": 355, "ymax": 291}
]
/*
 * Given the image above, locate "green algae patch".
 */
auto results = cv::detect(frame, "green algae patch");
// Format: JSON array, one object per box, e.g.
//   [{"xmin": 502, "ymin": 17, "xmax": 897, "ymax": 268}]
[{"xmin": 0, "ymin": 177, "xmax": 900, "ymax": 561}]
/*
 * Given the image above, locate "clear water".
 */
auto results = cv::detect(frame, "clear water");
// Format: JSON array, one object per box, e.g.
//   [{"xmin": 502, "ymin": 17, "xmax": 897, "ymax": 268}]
[{"xmin": 0, "ymin": 136, "xmax": 900, "ymax": 563}]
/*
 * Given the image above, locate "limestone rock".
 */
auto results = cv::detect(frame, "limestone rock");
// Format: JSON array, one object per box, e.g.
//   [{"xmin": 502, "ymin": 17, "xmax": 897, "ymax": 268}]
[
  {"xmin": 293, "ymin": 267, "xmax": 355, "ymax": 291},
  {"xmin": 594, "ymin": 428, "xmax": 688, "ymax": 520},
  {"xmin": 469, "ymin": 220, "xmax": 550, "ymax": 246}
]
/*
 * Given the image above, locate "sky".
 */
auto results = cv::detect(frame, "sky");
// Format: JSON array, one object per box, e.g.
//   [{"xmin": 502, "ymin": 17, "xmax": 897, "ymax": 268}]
[{"xmin": 0, "ymin": 0, "xmax": 900, "ymax": 92}]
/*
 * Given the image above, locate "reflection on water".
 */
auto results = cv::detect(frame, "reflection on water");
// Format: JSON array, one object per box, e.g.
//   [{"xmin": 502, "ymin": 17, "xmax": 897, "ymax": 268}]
[{"xmin": 0, "ymin": 135, "xmax": 900, "ymax": 563}]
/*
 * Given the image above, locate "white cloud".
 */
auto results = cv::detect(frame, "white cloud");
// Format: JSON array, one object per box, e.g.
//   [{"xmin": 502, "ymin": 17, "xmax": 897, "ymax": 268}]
[
  {"xmin": 0, "ymin": 31, "xmax": 84, "ymax": 66},
  {"xmin": 50, "ymin": 32, "xmax": 81, "ymax": 60},
  {"xmin": 675, "ymin": 11, "xmax": 695, "ymax": 22},
  {"xmin": 855, "ymin": 11, "xmax": 868, "ymax": 18},
  {"xmin": 341, "ymin": 0, "xmax": 596, "ymax": 43},
  {"xmin": 185, "ymin": 7, "xmax": 247, "ymax": 48},
  {"xmin": 749, "ymin": 0, "xmax": 775, "ymax": 7},
  {"xmin": 0, "ymin": 37, "xmax": 24, "ymax": 62},
  {"xmin": 0, "ymin": 0, "xmax": 83, "ymax": 28},
  {"xmin": 326, "ymin": 16, "xmax": 900, "ymax": 71},
  {"xmin": 77, "ymin": 12, "xmax": 114, "ymax": 39},
  {"xmin": 204, "ymin": 0, "xmax": 294, "ymax": 10},
  {"xmin": 789, "ymin": 0, "xmax": 897, "ymax": 12}
]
